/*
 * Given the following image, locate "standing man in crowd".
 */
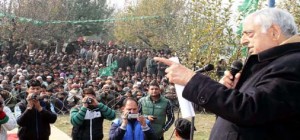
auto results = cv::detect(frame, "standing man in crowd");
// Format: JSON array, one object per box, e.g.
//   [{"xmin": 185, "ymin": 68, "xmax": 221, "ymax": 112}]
[
  {"xmin": 155, "ymin": 8, "xmax": 300, "ymax": 139},
  {"xmin": 14, "ymin": 79, "xmax": 57, "ymax": 140},
  {"xmin": 70, "ymin": 87, "xmax": 116, "ymax": 140},
  {"xmin": 109, "ymin": 98, "xmax": 157, "ymax": 140},
  {"xmin": 139, "ymin": 80, "xmax": 174, "ymax": 140}
]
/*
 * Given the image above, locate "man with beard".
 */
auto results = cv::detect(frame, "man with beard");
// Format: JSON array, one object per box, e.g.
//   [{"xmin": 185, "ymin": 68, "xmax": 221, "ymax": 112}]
[
  {"xmin": 98, "ymin": 84, "xmax": 120, "ymax": 109},
  {"xmin": 138, "ymin": 80, "xmax": 174, "ymax": 140},
  {"xmin": 109, "ymin": 98, "xmax": 157, "ymax": 140},
  {"xmin": 70, "ymin": 87, "xmax": 116, "ymax": 140}
]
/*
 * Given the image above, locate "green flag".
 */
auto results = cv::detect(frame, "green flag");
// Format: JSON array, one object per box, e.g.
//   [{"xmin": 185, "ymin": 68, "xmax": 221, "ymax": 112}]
[
  {"xmin": 233, "ymin": 0, "xmax": 259, "ymax": 57},
  {"xmin": 110, "ymin": 60, "xmax": 118, "ymax": 69},
  {"xmin": 98, "ymin": 61, "xmax": 118, "ymax": 77},
  {"xmin": 237, "ymin": 0, "xmax": 259, "ymax": 35},
  {"xmin": 99, "ymin": 67, "xmax": 113, "ymax": 76}
]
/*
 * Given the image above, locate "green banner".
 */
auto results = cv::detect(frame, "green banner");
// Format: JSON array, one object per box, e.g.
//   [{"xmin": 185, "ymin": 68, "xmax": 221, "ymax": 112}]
[
  {"xmin": 98, "ymin": 61, "xmax": 118, "ymax": 77},
  {"xmin": 0, "ymin": 12, "xmax": 161, "ymax": 26},
  {"xmin": 237, "ymin": 0, "xmax": 259, "ymax": 35},
  {"xmin": 235, "ymin": 0, "xmax": 259, "ymax": 57}
]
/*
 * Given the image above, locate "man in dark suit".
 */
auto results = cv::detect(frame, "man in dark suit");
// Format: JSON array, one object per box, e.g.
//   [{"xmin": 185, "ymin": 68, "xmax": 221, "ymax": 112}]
[{"xmin": 155, "ymin": 8, "xmax": 300, "ymax": 140}]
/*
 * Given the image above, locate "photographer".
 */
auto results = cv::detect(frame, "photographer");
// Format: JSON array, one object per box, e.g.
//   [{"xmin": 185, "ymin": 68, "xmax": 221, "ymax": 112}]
[
  {"xmin": 14, "ymin": 79, "xmax": 57, "ymax": 140},
  {"xmin": 70, "ymin": 87, "xmax": 116, "ymax": 140},
  {"xmin": 109, "ymin": 98, "xmax": 157, "ymax": 140}
]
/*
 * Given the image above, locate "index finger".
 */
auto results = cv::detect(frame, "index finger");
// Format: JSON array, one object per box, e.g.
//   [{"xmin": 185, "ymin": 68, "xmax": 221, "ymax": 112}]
[{"xmin": 153, "ymin": 57, "xmax": 175, "ymax": 66}]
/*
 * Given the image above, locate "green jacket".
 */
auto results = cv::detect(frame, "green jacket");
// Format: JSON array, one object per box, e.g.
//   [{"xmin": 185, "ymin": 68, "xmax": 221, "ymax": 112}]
[{"xmin": 139, "ymin": 95, "xmax": 174, "ymax": 138}]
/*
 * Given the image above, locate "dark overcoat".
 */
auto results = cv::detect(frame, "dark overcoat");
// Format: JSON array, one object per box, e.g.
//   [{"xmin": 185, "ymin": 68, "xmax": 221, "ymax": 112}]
[{"xmin": 183, "ymin": 39, "xmax": 300, "ymax": 140}]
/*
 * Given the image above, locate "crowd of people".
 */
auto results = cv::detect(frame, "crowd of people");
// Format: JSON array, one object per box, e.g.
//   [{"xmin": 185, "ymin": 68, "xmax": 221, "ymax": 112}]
[
  {"xmin": 1, "ymin": 7, "xmax": 295, "ymax": 140},
  {"xmin": 0, "ymin": 40, "xmax": 179, "ymax": 112},
  {"xmin": 0, "ymin": 40, "xmax": 182, "ymax": 140}
]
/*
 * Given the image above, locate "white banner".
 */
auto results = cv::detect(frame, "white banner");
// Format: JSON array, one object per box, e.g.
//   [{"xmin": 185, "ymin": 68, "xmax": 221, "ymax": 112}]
[{"xmin": 169, "ymin": 57, "xmax": 195, "ymax": 118}]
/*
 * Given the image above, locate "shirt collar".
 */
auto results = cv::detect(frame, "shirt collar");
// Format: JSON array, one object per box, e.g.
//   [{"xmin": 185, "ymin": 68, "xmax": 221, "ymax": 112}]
[{"xmin": 257, "ymin": 34, "xmax": 300, "ymax": 62}]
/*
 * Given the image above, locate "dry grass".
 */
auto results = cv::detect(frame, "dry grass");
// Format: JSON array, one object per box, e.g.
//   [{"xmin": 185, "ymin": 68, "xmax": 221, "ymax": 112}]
[{"xmin": 55, "ymin": 111, "xmax": 215, "ymax": 140}]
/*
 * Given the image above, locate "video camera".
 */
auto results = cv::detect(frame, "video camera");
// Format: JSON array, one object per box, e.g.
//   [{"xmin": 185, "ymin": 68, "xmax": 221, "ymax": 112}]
[
  {"xmin": 127, "ymin": 113, "xmax": 139, "ymax": 119},
  {"xmin": 31, "ymin": 94, "xmax": 39, "ymax": 100},
  {"xmin": 86, "ymin": 97, "xmax": 93, "ymax": 105}
]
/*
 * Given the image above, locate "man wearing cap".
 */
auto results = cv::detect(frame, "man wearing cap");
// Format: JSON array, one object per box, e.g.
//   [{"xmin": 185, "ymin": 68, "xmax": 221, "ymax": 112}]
[
  {"xmin": 67, "ymin": 83, "xmax": 82, "ymax": 108},
  {"xmin": 46, "ymin": 76, "xmax": 53, "ymax": 85},
  {"xmin": 36, "ymin": 76, "xmax": 48, "ymax": 87}
]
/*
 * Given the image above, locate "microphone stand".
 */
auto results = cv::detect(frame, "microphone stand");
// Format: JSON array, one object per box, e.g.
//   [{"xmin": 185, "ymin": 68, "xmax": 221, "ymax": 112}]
[
  {"xmin": 168, "ymin": 108, "xmax": 181, "ymax": 140},
  {"xmin": 190, "ymin": 117, "xmax": 195, "ymax": 140},
  {"xmin": 110, "ymin": 96, "xmax": 126, "ymax": 109}
]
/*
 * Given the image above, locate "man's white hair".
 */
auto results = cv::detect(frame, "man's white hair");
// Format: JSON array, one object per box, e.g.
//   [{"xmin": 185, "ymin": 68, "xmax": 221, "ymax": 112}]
[{"xmin": 245, "ymin": 8, "xmax": 298, "ymax": 38}]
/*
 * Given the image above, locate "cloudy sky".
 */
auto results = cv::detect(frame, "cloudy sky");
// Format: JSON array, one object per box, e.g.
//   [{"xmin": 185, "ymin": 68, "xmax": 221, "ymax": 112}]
[{"xmin": 107, "ymin": 0, "xmax": 138, "ymax": 10}]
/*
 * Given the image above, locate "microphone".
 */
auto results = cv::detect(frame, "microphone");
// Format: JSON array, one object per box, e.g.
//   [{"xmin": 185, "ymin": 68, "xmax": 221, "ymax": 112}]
[
  {"xmin": 230, "ymin": 60, "xmax": 243, "ymax": 80},
  {"xmin": 195, "ymin": 64, "xmax": 214, "ymax": 73}
]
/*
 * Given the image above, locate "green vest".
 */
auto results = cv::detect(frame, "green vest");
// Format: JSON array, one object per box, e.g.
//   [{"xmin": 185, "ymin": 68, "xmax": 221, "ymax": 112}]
[{"xmin": 139, "ymin": 95, "xmax": 169, "ymax": 138}]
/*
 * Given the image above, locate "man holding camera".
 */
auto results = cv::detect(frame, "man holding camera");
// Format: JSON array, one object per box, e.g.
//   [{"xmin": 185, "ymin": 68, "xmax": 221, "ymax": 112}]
[
  {"xmin": 109, "ymin": 98, "xmax": 157, "ymax": 140},
  {"xmin": 14, "ymin": 79, "xmax": 57, "ymax": 140},
  {"xmin": 70, "ymin": 87, "xmax": 116, "ymax": 140}
]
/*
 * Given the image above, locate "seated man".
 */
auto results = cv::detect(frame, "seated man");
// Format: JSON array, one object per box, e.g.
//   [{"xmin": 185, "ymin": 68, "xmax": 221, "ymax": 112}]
[
  {"xmin": 109, "ymin": 98, "xmax": 157, "ymax": 140},
  {"xmin": 174, "ymin": 118, "xmax": 196, "ymax": 140}
]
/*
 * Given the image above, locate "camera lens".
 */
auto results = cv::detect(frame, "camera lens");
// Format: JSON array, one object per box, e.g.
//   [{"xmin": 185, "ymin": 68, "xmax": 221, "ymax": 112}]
[
  {"xmin": 86, "ymin": 98, "xmax": 92, "ymax": 104},
  {"xmin": 31, "ymin": 95, "xmax": 38, "ymax": 100}
]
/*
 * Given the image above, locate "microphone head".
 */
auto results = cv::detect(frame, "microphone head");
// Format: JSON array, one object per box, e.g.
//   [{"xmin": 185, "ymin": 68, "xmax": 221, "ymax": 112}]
[
  {"xmin": 195, "ymin": 64, "xmax": 214, "ymax": 73},
  {"xmin": 231, "ymin": 60, "xmax": 243, "ymax": 71},
  {"xmin": 204, "ymin": 64, "xmax": 214, "ymax": 71}
]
